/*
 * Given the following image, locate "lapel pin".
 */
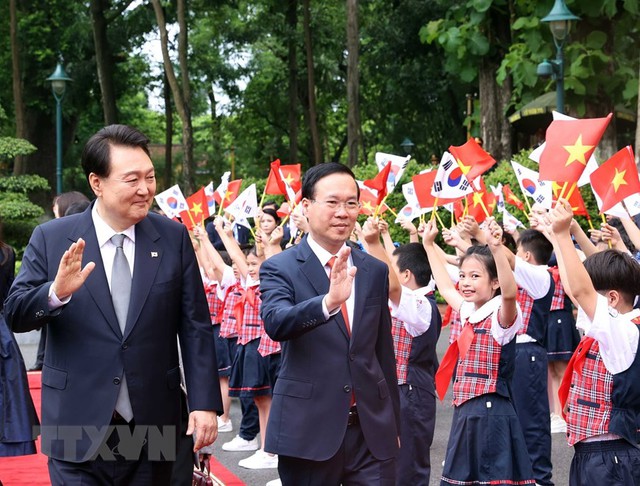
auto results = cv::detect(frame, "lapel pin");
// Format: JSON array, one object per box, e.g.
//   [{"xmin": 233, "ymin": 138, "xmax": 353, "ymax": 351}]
[{"xmin": 151, "ymin": 251, "xmax": 158, "ymax": 258}]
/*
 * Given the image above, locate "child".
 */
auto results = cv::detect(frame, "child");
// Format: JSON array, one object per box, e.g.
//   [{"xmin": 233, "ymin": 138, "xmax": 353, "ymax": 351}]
[
  {"xmin": 548, "ymin": 199, "xmax": 640, "ymax": 486},
  {"xmin": 215, "ymin": 217, "xmax": 277, "ymax": 470},
  {"xmin": 504, "ymin": 229, "xmax": 555, "ymax": 486},
  {"xmin": 361, "ymin": 218, "xmax": 441, "ymax": 485},
  {"xmin": 423, "ymin": 217, "xmax": 534, "ymax": 486}
]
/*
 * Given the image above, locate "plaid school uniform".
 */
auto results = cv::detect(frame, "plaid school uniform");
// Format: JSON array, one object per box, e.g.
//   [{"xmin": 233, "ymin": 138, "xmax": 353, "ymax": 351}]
[
  {"xmin": 391, "ymin": 317, "xmax": 412, "ymax": 385},
  {"xmin": 516, "ymin": 288, "xmax": 535, "ymax": 336},
  {"xmin": 205, "ymin": 282, "xmax": 224, "ymax": 324},
  {"xmin": 565, "ymin": 337, "xmax": 613, "ymax": 446},
  {"xmin": 236, "ymin": 286, "xmax": 263, "ymax": 345},
  {"xmin": 220, "ymin": 281, "xmax": 242, "ymax": 338},
  {"xmin": 442, "ymin": 301, "xmax": 533, "ymax": 485},
  {"xmin": 257, "ymin": 329, "xmax": 281, "ymax": 357},
  {"xmin": 548, "ymin": 267, "xmax": 566, "ymax": 311},
  {"xmin": 447, "ymin": 309, "xmax": 462, "ymax": 345},
  {"xmin": 453, "ymin": 314, "xmax": 515, "ymax": 406}
]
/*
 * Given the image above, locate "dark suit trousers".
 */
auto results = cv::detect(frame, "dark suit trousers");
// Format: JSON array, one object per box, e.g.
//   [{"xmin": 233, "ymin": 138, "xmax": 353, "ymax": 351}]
[
  {"xmin": 278, "ymin": 419, "xmax": 395, "ymax": 486},
  {"xmin": 47, "ymin": 417, "xmax": 174, "ymax": 486},
  {"xmin": 396, "ymin": 384, "xmax": 436, "ymax": 486}
]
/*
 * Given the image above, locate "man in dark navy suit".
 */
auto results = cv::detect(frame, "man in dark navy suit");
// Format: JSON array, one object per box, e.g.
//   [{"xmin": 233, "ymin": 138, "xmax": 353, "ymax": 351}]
[
  {"xmin": 260, "ymin": 163, "xmax": 400, "ymax": 485},
  {"xmin": 5, "ymin": 125, "xmax": 222, "ymax": 485}
]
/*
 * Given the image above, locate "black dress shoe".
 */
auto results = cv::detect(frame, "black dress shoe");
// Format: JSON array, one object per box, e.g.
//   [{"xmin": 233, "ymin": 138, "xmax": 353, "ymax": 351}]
[{"xmin": 28, "ymin": 365, "xmax": 42, "ymax": 371}]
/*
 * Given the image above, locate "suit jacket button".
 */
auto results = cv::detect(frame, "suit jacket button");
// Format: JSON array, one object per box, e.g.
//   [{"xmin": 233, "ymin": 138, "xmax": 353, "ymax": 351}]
[
  {"xmin": 343, "ymin": 385, "xmax": 351, "ymax": 393},
  {"xmin": 113, "ymin": 377, "xmax": 121, "ymax": 385},
  {"xmin": 349, "ymin": 353, "xmax": 355, "ymax": 361},
  {"xmin": 121, "ymin": 343, "xmax": 128, "ymax": 350}
]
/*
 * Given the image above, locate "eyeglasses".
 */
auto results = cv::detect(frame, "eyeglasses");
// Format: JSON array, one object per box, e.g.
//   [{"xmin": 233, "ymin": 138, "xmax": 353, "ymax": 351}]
[{"xmin": 311, "ymin": 199, "xmax": 361, "ymax": 211}]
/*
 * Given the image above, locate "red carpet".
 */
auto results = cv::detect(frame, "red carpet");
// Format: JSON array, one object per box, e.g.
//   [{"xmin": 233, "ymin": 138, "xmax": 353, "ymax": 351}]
[{"xmin": 0, "ymin": 372, "xmax": 244, "ymax": 485}]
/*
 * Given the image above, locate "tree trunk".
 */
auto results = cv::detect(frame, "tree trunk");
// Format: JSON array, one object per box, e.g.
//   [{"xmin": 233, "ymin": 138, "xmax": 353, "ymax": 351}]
[
  {"xmin": 151, "ymin": 0, "xmax": 196, "ymax": 193},
  {"xmin": 163, "ymin": 70, "xmax": 173, "ymax": 189},
  {"xmin": 90, "ymin": 0, "xmax": 119, "ymax": 125},
  {"xmin": 303, "ymin": 0, "xmax": 321, "ymax": 165},
  {"xmin": 346, "ymin": 0, "xmax": 360, "ymax": 167},
  {"xmin": 478, "ymin": 59, "xmax": 512, "ymax": 162},
  {"xmin": 10, "ymin": 0, "xmax": 26, "ymax": 174},
  {"xmin": 287, "ymin": 0, "xmax": 299, "ymax": 165}
]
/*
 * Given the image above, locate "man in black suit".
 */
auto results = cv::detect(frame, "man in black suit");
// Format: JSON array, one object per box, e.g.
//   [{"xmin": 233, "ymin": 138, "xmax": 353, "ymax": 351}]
[
  {"xmin": 259, "ymin": 162, "xmax": 400, "ymax": 485},
  {"xmin": 5, "ymin": 125, "xmax": 222, "ymax": 485}
]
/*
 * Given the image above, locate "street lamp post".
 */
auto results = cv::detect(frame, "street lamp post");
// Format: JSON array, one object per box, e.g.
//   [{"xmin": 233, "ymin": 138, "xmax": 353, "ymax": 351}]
[
  {"xmin": 536, "ymin": 0, "xmax": 579, "ymax": 114},
  {"xmin": 46, "ymin": 62, "xmax": 72, "ymax": 195}
]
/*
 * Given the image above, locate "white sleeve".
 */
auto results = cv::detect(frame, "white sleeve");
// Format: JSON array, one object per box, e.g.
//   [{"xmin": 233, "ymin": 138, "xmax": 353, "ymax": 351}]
[
  {"xmin": 216, "ymin": 265, "xmax": 236, "ymax": 300},
  {"xmin": 576, "ymin": 294, "xmax": 640, "ymax": 374},
  {"xmin": 513, "ymin": 257, "xmax": 551, "ymax": 299},
  {"xmin": 390, "ymin": 287, "xmax": 434, "ymax": 337},
  {"xmin": 490, "ymin": 301, "xmax": 523, "ymax": 345}
]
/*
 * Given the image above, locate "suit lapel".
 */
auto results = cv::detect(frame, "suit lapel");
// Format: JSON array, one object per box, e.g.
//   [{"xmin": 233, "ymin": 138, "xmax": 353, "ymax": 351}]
[
  {"xmin": 124, "ymin": 217, "xmax": 161, "ymax": 338},
  {"xmin": 69, "ymin": 205, "xmax": 122, "ymax": 339},
  {"xmin": 297, "ymin": 238, "xmax": 350, "ymax": 341}
]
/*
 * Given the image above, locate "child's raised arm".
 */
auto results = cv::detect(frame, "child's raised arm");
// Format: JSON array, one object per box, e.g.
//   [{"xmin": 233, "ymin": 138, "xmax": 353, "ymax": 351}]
[
  {"xmin": 214, "ymin": 216, "xmax": 249, "ymax": 280},
  {"xmin": 549, "ymin": 199, "xmax": 598, "ymax": 320},
  {"xmin": 422, "ymin": 219, "xmax": 463, "ymax": 312},
  {"xmin": 484, "ymin": 218, "xmax": 517, "ymax": 327}
]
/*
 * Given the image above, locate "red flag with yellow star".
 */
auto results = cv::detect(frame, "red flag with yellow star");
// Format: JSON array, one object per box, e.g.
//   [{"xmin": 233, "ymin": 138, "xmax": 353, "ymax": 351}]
[
  {"xmin": 551, "ymin": 182, "xmax": 588, "ymax": 216},
  {"xmin": 214, "ymin": 179, "xmax": 243, "ymax": 209},
  {"xmin": 364, "ymin": 162, "xmax": 392, "ymax": 205},
  {"xmin": 266, "ymin": 160, "xmax": 302, "ymax": 195},
  {"xmin": 465, "ymin": 178, "xmax": 496, "ymax": 224},
  {"xmin": 539, "ymin": 114, "xmax": 612, "ymax": 183},
  {"xmin": 185, "ymin": 187, "xmax": 209, "ymax": 225},
  {"xmin": 589, "ymin": 146, "xmax": 640, "ymax": 213},
  {"xmin": 359, "ymin": 186, "xmax": 388, "ymax": 216},
  {"xmin": 503, "ymin": 184, "xmax": 525, "ymax": 211},
  {"xmin": 448, "ymin": 138, "xmax": 496, "ymax": 190}
]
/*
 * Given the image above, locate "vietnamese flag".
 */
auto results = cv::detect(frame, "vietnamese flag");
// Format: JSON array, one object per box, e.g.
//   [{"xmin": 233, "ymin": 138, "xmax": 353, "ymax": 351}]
[
  {"xmin": 448, "ymin": 138, "xmax": 496, "ymax": 190},
  {"xmin": 364, "ymin": 162, "xmax": 392, "ymax": 205},
  {"xmin": 412, "ymin": 171, "xmax": 438, "ymax": 209},
  {"xmin": 539, "ymin": 114, "xmax": 612, "ymax": 183},
  {"xmin": 185, "ymin": 187, "xmax": 209, "ymax": 226},
  {"xmin": 503, "ymin": 184, "xmax": 525, "ymax": 210},
  {"xmin": 359, "ymin": 186, "xmax": 388, "ymax": 216},
  {"xmin": 465, "ymin": 178, "xmax": 496, "ymax": 224},
  {"xmin": 552, "ymin": 182, "xmax": 588, "ymax": 217},
  {"xmin": 590, "ymin": 146, "xmax": 640, "ymax": 213},
  {"xmin": 215, "ymin": 179, "xmax": 243, "ymax": 208},
  {"xmin": 266, "ymin": 160, "xmax": 302, "ymax": 195}
]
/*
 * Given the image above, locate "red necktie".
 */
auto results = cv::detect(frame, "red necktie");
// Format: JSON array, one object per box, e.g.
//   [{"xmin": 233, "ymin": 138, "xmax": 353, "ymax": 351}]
[
  {"xmin": 326, "ymin": 256, "xmax": 351, "ymax": 336},
  {"xmin": 558, "ymin": 336, "xmax": 595, "ymax": 420},
  {"xmin": 435, "ymin": 322, "xmax": 474, "ymax": 401}
]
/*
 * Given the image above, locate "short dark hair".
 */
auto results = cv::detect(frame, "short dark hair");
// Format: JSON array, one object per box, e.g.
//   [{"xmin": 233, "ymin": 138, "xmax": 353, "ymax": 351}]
[
  {"xmin": 517, "ymin": 229, "xmax": 553, "ymax": 265},
  {"xmin": 261, "ymin": 208, "xmax": 281, "ymax": 226},
  {"xmin": 64, "ymin": 200, "xmax": 91, "ymax": 216},
  {"xmin": 81, "ymin": 125, "xmax": 151, "ymax": 181},
  {"xmin": 54, "ymin": 191, "xmax": 90, "ymax": 217},
  {"xmin": 583, "ymin": 249, "xmax": 640, "ymax": 306},
  {"xmin": 301, "ymin": 162, "xmax": 358, "ymax": 201},
  {"xmin": 393, "ymin": 243, "xmax": 432, "ymax": 287}
]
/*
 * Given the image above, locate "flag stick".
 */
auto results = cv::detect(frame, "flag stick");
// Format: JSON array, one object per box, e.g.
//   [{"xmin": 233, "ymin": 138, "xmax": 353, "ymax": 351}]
[
  {"xmin": 586, "ymin": 213, "xmax": 595, "ymax": 231},
  {"xmin": 434, "ymin": 210, "xmax": 446, "ymax": 228},
  {"xmin": 558, "ymin": 182, "xmax": 568, "ymax": 201},
  {"xmin": 258, "ymin": 186, "xmax": 267, "ymax": 208},
  {"xmin": 374, "ymin": 195, "xmax": 389, "ymax": 219},
  {"xmin": 217, "ymin": 199, "xmax": 225, "ymax": 216},
  {"xmin": 430, "ymin": 198, "xmax": 439, "ymax": 222},
  {"xmin": 601, "ymin": 213, "xmax": 612, "ymax": 248},
  {"xmin": 565, "ymin": 182, "xmax": 578, "ymax": 202},
  {"xmin": 279, "ymin": 213, "xmax": 291, "ymax": 227},
  {"xmin": 387, "ymin": 206, "xmax": 398, "ymax": 217}
]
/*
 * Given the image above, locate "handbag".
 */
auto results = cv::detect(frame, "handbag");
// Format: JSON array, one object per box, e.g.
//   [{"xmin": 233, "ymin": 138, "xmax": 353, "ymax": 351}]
[{"xmin": 192, "ymin": 453, "xmax": 214, "ymax": 486}]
